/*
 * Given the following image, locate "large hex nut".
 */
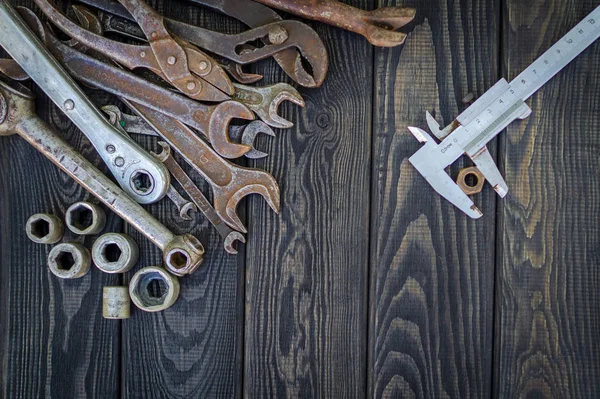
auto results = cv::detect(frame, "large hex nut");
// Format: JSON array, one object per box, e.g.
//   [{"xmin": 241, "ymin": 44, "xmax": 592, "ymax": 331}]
[
  {"xmin": 103, "ymin": 286, "xmax": 131, "ymax": 319},
  {"xmin": 25, "ymin": 214, "xmax": 64, "ymax": 244},
  {"xmin": 48, "ymin": 243, "xmax": 91, "ymax": 279},
  {"xmin": 65, "ymin": 202, "xmax": 106, "ymax": 235},
  {"xmin": 129, "ymin": 267, "xmax": 180, "ymax": 312},
  {"xmin": 92, "ymin": 233, "xmax": 139, "ymax": 274}
]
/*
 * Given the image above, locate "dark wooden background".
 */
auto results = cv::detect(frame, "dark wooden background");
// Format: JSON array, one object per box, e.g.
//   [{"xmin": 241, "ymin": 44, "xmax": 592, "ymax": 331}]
[{"xmin": 1, "ymin": 0, "xmax": 599, "ymax": 397}]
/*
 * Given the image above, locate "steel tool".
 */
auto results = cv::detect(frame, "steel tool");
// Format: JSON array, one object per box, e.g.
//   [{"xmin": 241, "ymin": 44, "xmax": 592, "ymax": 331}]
[
  {"xmin": 9, "ymin": 8, "xmax": 253, "ymax": 159},
  {"xmin": 252, "ymin": 0, "xmax": 416, "ymax": 47},
  {"xmin": 154, "ymin": 143, "xmax": 246, "ymax": 255},
  {"xmin": 0, "ymin": 1, "xmax": 170, "ymax": 204},
  {"xmin": 69, "ymin": 8, "xmax": 306, "ymax": 129},
  {"xmin": 34, "ymin": 0, "xmax": 234, "ymax": 101},
  {"xmin": 166, "ymin": 186, "xmax": 198, "ymax": 221},
  {"xmin": 102, "ymin": 105, "xmax": 275, "ymax": 160},
  {"xmin": 92, "ymin": 233, "xmax": 139, "ymax": 274},
  {"xmin": 26, "ymin": 214, "xmax": 64, "ymax": 244},
  {"xmin": 408, "ymin": 5, "xmax": 600, "ymax": 218},
  {"xmin": 123, "ymin": 100, "xmax": 281, "ymax": 234},
  {"xmin": 81, "ymin": 0, "xmax": 327, "ymax": 87},
  {"xmin": 0, "ymin": 77, "xmax": 205, "ymax": 275},
  {"xmin": 48, "ymin": 243, "xmax": 92, "ymax": 279}
]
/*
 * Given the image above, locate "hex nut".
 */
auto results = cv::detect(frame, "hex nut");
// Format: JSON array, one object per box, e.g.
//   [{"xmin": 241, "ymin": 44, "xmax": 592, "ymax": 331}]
[
  {"xmin": 103, "ymin": 286, "xmax": 131, "ymax": 319},
  {"xmin": 25, "ymin": 213, "xmax": 64, "ymax": 244},
  {"xmin": 92, "ymin": 233, "xmax": 139, "ymax": 274},
  {"xmin": 48, "ymin": 243, "xmax": 91, "ymax": 279},
  {"xmin": 457, "ymin": 167, "xmax": 486, "ymax": 196},
  {"xmin": 65, "ymin": 202, "xmax": 106, "ymax": 235},
  {"xmin": 129, "ymin": 266, "xmax": 180, "ymax": 312}
]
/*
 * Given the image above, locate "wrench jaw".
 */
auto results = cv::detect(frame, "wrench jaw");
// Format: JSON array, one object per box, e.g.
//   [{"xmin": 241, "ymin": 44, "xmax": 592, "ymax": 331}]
[
  {"xmin": 215, "ymin": 180, "xmax": 281, "ymax": 234},
  {"xmin": 0, "ymin": 78, "xmax": 36, "ymax": 137},
  {"xmin": 233, "ymin": 83, "xmax": 305, "ymax": 129},
  {"xmin": 240, "ymin": 121, "xmax": 275, "ymax": 159},
  {"xmin": 207, "ymin": 101, "xmax": 255, "ymax": 159},
  {"xmin": 224, "ymin": 232, "xmax": 246, "ymax": 255},
  {"xmin": 163, "ymin": 234, "xmax": 205, "ymax": 276}
]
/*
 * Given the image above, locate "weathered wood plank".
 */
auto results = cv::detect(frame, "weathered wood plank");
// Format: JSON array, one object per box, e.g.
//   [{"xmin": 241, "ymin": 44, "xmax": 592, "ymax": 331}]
[
  {"xmin": 243, "ymin": 4, "xmax": 373, "ymax": 397},
  {"xmin": 369, "ymin": 0, "xmax": 500, "ymax": 397},
  {"xmin": 119, "ymin": 2, "xmax": 246, "ymax": 398},
  {"xmin": 0, "ymin": 2, "xmax": 121, "ymax": 392},
  {"xmin": 494, "ymin": 1, "xmax": 600, "ymax": 397}
]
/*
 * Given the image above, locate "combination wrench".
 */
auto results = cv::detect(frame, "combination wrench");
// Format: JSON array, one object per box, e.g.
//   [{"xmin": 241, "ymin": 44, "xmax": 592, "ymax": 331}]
[
  {"xmin": 0, "ymin": 1, "xmax": 170, "ymax": 204},
  {"xmin": 0, "ymin": 77, "xmax": 204, "ymax": 276}
]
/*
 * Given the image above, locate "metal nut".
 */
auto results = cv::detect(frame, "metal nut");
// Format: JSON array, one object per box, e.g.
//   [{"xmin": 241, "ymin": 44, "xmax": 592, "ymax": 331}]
[
  {"xmin": 92, "ymin": 233, "xmax": 139, "ymax": 274},
  {"xmin": 48, "ymin": 243, "xmax": 91, "ymax": 279},
  {"xmin": 103, "ymin": 286, "xmax": 130, "ymax": 319},
  {"xmin": 129, "ymin": 266, "xmax": 180, "ymax": 312},
  {"xmin": 457, "ymin": 167, "xmax": 486, "ymax": 195},
  {"xmin": 65, "ymin": 202, "xmax": 106, "ymax": 235},
  {"xmin": 25, "ymin": 213, "xmax": 64, "ymax": 244}
]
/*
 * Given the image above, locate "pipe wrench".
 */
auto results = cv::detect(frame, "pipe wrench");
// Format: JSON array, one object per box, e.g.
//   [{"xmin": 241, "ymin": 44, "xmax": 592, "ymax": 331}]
[
  {"xmin": 0, "ymin": 1, "xmax": 170, "ymax": 205},
  {"xmin": 33, "ymin": 0, "xmax": 233, "ymax": 101},
  {"xmin": 251, "ymin": 0, "xmax": 416, "ymax": 47},
  {"xmin": 77, "ymin": 0, "xmax": 329, "ymax": 88}
]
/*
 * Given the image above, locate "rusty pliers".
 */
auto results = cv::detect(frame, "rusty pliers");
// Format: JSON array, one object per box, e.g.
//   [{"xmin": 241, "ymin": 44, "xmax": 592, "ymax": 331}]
[
  {"xmin": 253, "ymin": 0, "xmax": 416, "ymax": 47},
  {"xmin": 77, "ymin": 0, "xmax": 329, "ymax": 88},
  {"xmin": 33, "ymin": 0, "xmax": 234, "ymax": 101}
]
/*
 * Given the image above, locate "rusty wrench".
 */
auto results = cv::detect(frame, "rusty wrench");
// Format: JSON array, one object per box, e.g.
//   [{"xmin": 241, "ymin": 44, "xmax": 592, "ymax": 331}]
[
  {"xmin": 253, "ymin": 0, "xmax": 416, "ymax": 47},
  {"xmin": 80, "ymin": 0, "xmax": 327, "ymax": 88},
  {"xmin": 13, "ymin": 9, "xmax": 253, "ymax": 159},
  {"xmin": 33, "ymin": 0, "xmax": 234, "ymax": 101},
  {"xmin": 124, "ymin": 99, "xmax": 280, "ymax": 233},
  {"xmin": 0, "ymin": 77, "xmax": 204, "ymax": 276},
  {"xmin": 154, "ymin": 143, "xmax": 246, "ymax": 255},
  {"xmin": 101, "ymin": 105, "xmax": 275, "ymax": 160}
]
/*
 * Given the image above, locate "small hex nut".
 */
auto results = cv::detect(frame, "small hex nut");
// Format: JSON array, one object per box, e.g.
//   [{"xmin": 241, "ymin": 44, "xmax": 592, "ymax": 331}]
[
  {"xmin": 103, "ymin": 286, "xmax": 131, "ymax": 319},
  {"xmin": 48, "ymin": 243, "xmax": 91, "ymax": 279},
  {"xmin": 457, "ymin": 167, "xmax": 486, "ymax": 195},
  {"xmin": 129, "ymin": 267, "xmax": 180, "ymax": 312},
  {"xmin": 65, "ymin": 202, "xmax": 106, "ymax": 235},
  {"xmin": 92, "ymin": 233, "xmax": 139, "ymax": 274},
  {"xmin": 25, "ymin": 214, "xmax": 64, "ymax": 244}
]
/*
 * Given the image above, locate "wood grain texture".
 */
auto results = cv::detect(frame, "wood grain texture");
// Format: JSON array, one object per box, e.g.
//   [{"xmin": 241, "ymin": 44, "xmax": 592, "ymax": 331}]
[
  {"xmin": 0, "ymin": 23, "xmax": 121, "ymax": 397},
  {"xmin": 119, "ymin": 2, "xmax": 246, "ymax": 398},
  {"xmin": 369, "ymin": 0, "xmax": 500, "ymax": 397},
  {"xmin": 243, "ymin": 5, "xmax": 373, "ymax": 397},
  {"xmin": 494, "ymin": 1, "xmax": 600, "ymax": 397}
]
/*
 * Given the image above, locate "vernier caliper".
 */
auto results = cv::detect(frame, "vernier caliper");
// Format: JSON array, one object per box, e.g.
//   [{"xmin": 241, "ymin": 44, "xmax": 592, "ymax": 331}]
[{"xmin": 408, "ymin": 6, "xmax": 600, "ymax": 219}]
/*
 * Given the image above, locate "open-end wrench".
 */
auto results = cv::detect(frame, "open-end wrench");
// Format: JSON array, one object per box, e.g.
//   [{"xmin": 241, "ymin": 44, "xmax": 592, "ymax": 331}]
[
  {"xmin": 232, "ymin": 83, "xmax": 304, "ymax": 129},
  {"xmin": 0, "ymin": 2, "xmax": 170, "ymax": 204},
  {"xmin": 166, "ymin": 186, "xmax": 198, "ymax": 221},
  {"xmin": 34, "ymin": 0, "xmax": 234, "ymax": 101},
  {"xmin": 154, "ymin": 143, "xmax": 246, "ymax": 255},
  {"xmin": 79, "ymin": 0, "xmax": 328, "ymax": 88},
  {"xmin": 124, "ymin": 100, "xmax": 280, "ymax": 233},
  {"xmin": 0, "ymin": 77, "xmax": 204, "ymax": 276},
  {"xmin": 13, "ymin": 8, "xmax": 252, "ymax": 159},
  {"xmin": 101, "ymin": 105, "xmax": 275, "ymax": 159},
  {"xmin": 252, "ymin": 0, "xmax": 416, "ymax": 47}
]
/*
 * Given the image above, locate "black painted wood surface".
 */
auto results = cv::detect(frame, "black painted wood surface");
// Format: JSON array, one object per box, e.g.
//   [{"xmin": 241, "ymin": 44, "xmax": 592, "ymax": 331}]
[{"xmin": 0, "ymin": 0, "xmax": 598, "ymax": 398}]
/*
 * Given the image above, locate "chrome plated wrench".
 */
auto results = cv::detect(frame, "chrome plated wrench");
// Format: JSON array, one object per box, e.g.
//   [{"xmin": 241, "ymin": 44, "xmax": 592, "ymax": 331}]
[{"xmin": 0, "ymin": 1, "xmax": 170, "ymax": 204}]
